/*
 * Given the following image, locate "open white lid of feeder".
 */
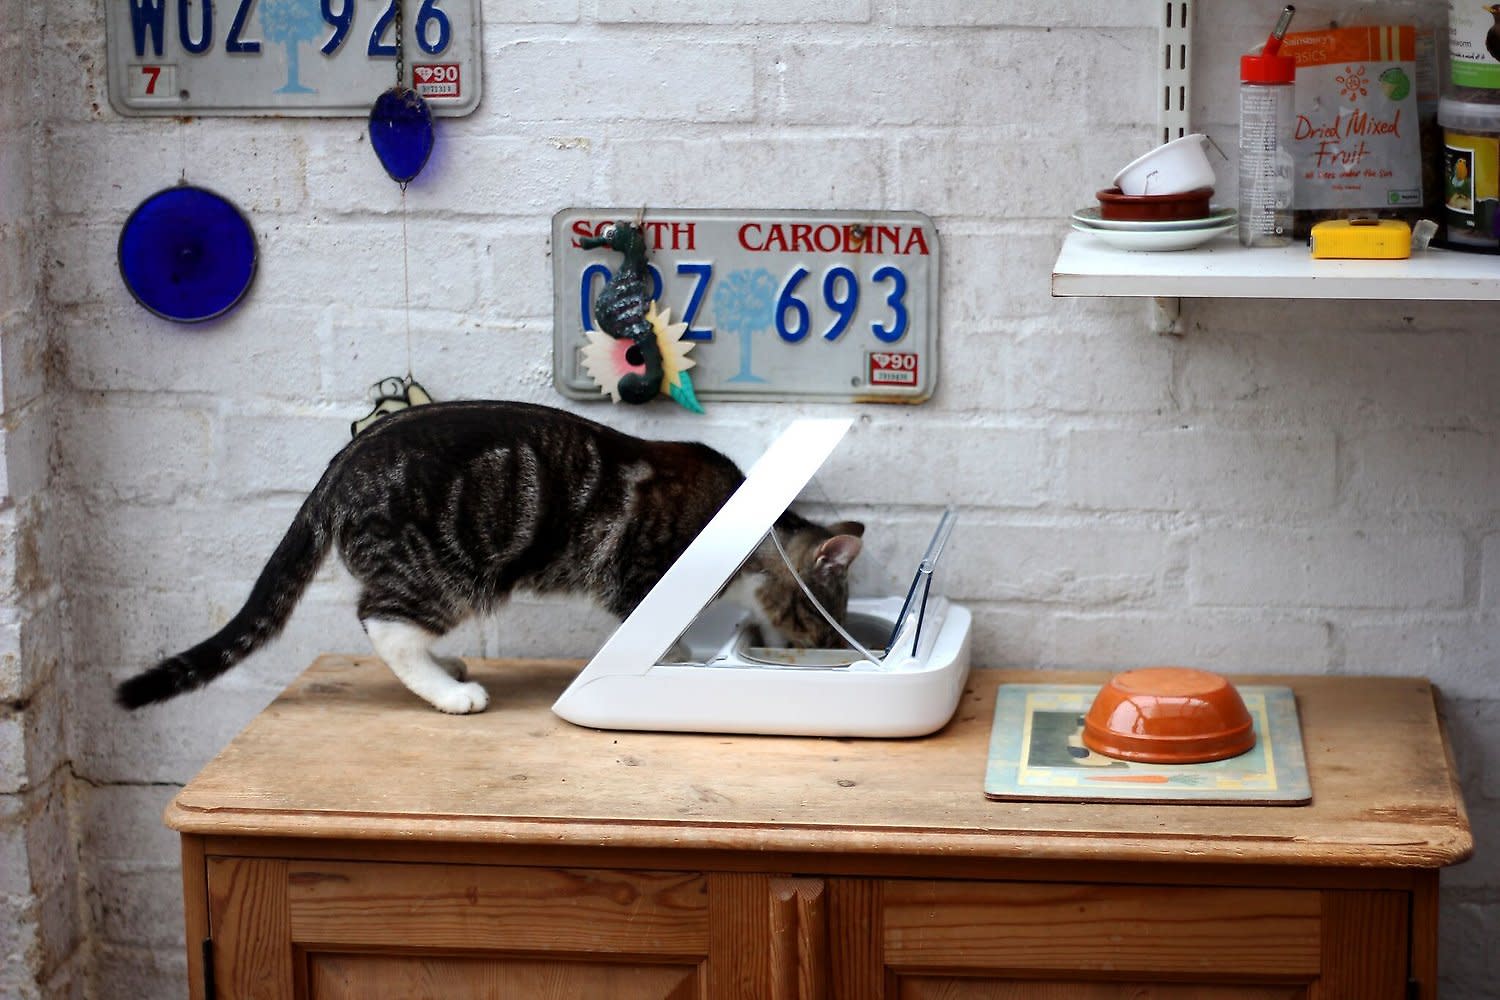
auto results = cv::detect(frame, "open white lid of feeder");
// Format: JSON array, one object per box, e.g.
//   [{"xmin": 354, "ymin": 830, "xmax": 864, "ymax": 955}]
[
  {"xmin": 551, "ymin": 416, "xmax": 974, "ymax": 737},
  {"xmin": 568, "ymin": 416, "xmax": 854, "ymax": 684}
]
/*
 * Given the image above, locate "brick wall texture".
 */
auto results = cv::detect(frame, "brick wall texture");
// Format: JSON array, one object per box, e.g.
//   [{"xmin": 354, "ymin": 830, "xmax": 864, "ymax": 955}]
[{"xmin": 2, "ymin": 1, "xmax": 1496, "ymax": 996}]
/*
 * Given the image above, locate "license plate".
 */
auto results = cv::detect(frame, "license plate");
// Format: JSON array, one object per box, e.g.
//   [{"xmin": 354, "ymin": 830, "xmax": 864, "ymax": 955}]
[
  {"xmin": 551, "ymin": 208, "xmax": 940, "ymax": 406},
  {"xmin": 105, "ymin": 0, "xmax": 482, "ymax": 116}
]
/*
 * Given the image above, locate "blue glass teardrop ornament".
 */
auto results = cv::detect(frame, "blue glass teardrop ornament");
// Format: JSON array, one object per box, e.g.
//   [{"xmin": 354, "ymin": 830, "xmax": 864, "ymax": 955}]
[
  {"xmin": 369, "ymin": 87, "xmax": 435, "ymax": 185},
  {"xmin": 117, "ymin": 185, "xmax": 257, "ymax": 323}
]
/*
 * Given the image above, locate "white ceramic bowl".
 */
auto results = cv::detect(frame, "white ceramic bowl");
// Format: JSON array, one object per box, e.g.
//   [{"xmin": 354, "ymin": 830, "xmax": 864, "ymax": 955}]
[{"xmin": 1113, "ymin": 133, "xmax": 1216, "ymax": 197}]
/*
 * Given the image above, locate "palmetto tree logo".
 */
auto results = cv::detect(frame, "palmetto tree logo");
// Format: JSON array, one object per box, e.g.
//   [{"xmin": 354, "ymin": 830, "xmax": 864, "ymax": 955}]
[
  {"xmin": 711, "ymin": 268, "xmax": 775, "ymax": 383},
  {"xmin": 260, "ymin": 0, "xmax": 321, "ymax": 94}
]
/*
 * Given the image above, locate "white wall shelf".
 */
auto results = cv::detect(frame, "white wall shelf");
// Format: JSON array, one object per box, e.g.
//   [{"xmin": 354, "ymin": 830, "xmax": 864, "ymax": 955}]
[
  {"xmin": 1053, "ymin": 230, "xmax": 1500, "ymax": 302},
  {"xmin": 1067, "ymin": 1, "xmax": 1495, "ymax": 328}
]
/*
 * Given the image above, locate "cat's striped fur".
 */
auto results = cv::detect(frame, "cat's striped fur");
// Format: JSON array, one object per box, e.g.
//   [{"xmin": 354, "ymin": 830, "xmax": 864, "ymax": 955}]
[{"xmin": 116, "ymin": 401, "xmax": 863, "ymax": 713}]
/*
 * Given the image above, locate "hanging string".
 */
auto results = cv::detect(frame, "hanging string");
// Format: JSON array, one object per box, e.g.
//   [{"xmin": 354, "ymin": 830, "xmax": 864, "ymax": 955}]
[
  {"xmin": 178, "ymin": 107, "xmax": 188, "ymax": 185},
  {"xmin": 401, "ymin": 187, "xmax": 413, "ymax": 379},
  {"xmin": 394, "ymin": 0, "xmax": 414, "ymax": 379},
  {"xmin": 355, "ymin": 0, "xmax": 431, "ymax": 436}
]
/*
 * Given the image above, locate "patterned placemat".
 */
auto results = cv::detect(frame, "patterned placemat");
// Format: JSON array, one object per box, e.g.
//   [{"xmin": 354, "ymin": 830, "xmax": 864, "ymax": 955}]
[{"xmin": 984, "ymin": 684, "xmax": 1310, "ymax": 805}]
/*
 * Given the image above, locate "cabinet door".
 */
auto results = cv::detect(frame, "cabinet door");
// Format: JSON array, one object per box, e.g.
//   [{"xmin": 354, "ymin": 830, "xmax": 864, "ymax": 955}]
[
  {"xmin": 830, "ymin": 880, "xmax": 1410, "ymax": 1000},
  {"xmin": 205, "ymin": 858, "xmax": 737, "ymax": 1000}
]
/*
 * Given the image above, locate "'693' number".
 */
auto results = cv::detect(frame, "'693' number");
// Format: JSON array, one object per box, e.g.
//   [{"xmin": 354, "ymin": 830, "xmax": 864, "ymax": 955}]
[{"xmin": 775, "ymin": 265, "xmax": 908, "ymax": 344}]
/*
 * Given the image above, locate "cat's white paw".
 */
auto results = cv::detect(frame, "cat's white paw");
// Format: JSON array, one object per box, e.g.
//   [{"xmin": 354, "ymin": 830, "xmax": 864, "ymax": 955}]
[
  {"xmin": 434, "ymin": 655, "xmax": 469, "ymax": 681},
  {"xmin": 431, "ymin": 681, "xmax": 489, "ymax": 714}
]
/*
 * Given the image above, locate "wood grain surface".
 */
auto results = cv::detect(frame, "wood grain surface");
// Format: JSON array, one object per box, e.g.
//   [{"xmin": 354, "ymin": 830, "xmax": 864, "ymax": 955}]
[
  {"xmin": 167, "ymin": 656, "xmax": 1472, "ymax": 869},
  {"xmin": 892, "ymin": 981, "xmax": 1305, "ymax": 1000},
  {"xmin": 880, "ymin": 881, "xmax": 1321, "ymax": 976},
  {"xmin": 305, "ymin": 953, "xmax": 699, "ymax": 1000},
  {"xmin": 283, "ymin": 862, "xmax": 709, "ymax": 954}
]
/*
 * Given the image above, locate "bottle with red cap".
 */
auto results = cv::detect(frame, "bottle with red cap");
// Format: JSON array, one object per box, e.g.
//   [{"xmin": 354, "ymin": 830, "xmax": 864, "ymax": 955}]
[{"xmin": 1239, "ymin": 6, "xmax": 1297, "ymax": 246}]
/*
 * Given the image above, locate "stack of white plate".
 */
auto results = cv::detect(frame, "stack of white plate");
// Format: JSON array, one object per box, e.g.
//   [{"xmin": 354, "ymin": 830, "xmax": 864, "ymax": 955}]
[{"xmin": 1070, "ymin": 206, "xmax": 1237, "ymax": 252}]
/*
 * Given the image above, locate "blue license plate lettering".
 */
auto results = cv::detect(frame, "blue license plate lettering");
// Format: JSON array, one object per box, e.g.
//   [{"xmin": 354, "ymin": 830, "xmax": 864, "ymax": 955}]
[
  {"xmin": 579, "ymin": 264, "xmax": 610, "ymax": 335},
  {"xmin": 821, "ymin": 266, "xmax": 859, "ymax": 342},
  {"xmin": 675, "ymin": 262, "xmax": 715, "ymax": 341},
  {"xmin": 775, "ymin": 267, "xmax": 813, "ymax": 343},
  {"xmin": 871, "ymin": 265, "xmax": 909, "ymax": 343},
  {"xmin": 320, "ymin": 0, "xmax": 354, "ymax": 54},
  {"xmin": 178, "ymin": 0, "xmax": 213, "ymax": 55},
  {"xmin": 127, "ymin": 0, "xmax": 441, "ymax": 62},
  {"xmin": 415, "ymin": 0, "xmax": 452, "ymax": 55},
  {"xmin": 131, "ymin": 0, "xmax": 168, "ymax": 57},
  {"xmin": 578, "ymin": 258, "xmax": 914, "ymax": 347},
  {"xmin": 225, "ymin": 0, "xmax": 260, "ymax": 53},
  {"xmin": 367, "ymin": 0, "xmax": 397, "ymax": 56}
]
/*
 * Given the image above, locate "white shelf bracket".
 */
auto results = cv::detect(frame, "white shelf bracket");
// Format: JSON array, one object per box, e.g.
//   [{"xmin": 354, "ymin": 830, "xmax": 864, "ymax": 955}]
[
  {"xmin": 1160, "ymin": 1, "xmax": 1192, "ymax": 144},
  {"xmin": 1151, "ymin": 296, "xmax": 1184, "ymax": 336}
]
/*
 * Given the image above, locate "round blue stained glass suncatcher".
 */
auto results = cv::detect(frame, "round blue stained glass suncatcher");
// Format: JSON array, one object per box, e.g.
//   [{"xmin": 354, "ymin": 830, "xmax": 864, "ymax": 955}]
[{"xmin": 117, "ymin": 185, "xmax": 257, "ymax": 323}]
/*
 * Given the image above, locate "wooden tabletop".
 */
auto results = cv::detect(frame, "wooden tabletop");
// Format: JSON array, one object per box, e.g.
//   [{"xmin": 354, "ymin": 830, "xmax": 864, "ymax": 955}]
[{"xmin": 166, "ymin": 655, "xmax": 1473, "ymax": 870}]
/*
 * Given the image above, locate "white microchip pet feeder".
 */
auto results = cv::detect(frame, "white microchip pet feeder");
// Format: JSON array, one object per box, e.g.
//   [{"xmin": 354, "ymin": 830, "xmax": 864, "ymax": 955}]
[{"xmin": 551, "ymin": 418, "xmax": 973, "ymax": 737}]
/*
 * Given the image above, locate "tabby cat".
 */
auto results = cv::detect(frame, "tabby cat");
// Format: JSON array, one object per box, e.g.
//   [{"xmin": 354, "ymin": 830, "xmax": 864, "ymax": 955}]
[{"xmin": 115, "ymin": 401, "xmax": 864, "ymax": 714}]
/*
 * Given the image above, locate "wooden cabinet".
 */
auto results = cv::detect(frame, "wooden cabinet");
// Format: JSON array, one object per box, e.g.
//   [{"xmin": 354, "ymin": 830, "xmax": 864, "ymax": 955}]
[
  {"xmin": 865, "ymin": 881, "xmax": 1406, "ymax": 998},
  {"xmin": 206, "ymin": 858, "xmax": 713, "ymax": 999},
  {"xmin": 168, "ymin": 658, "xmax": 1471, "ymax": 1000}
]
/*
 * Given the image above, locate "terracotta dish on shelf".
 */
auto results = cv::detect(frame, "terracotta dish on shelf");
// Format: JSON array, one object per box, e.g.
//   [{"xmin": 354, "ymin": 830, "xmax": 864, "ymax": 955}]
[
  {"xmin": 1096, "ymin": 186, "xmax": 1214, "ymax": 222},
  {"xmin": 1082, "ymin": 667, "xmax": 1256, "ymax": 764}
]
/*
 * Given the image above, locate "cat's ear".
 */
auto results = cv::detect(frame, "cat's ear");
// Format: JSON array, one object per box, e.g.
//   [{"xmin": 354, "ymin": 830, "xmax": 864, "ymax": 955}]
[
  {"xmin": 814, "ymin": 534, "xmax": 862, "ymax": 574},
  {"xmin": 828, "ymin": 520, "xmax": 865, "ymax": 538}
]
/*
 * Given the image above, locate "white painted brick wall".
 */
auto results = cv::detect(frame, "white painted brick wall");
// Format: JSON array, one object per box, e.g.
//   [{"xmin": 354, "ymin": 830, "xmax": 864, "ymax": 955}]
[
  {"xmin": 823, "ymin": 421, "xmax": 1050, "ymax": 507},
  {"xmin": 1485, "ymin": 535, "xmax": 1500, "ymax": 610},
  {"xmin": 501, "ymin": 39, "xmax": 759, "ymax": 123},
  {"xmin": 1190, "ymin": 529, "xmax": 1467, "ymax": 609},
  {"xmin": 597, "ymin": 0, "xmax": 871, "ymax": 23},
  {"xmin": 1064, "ymin": 427, "xmax": 1338, "ymax": 512},
  {"xmin": 1050, "ymin": 611, "xmax": 1334, "ymax": 674},
  {"xmin": 1347, "ymin": 428, "xmax": 1500, "ymax": 517},
  {"xmin": 0, "ymin": 1, "xmax": 1493, "ymax": 996},
  {"xmin": 1179, "ymin": 318, "xmax": 1500, "ymax": 427},
  {"xmin": 2, "ymin": 0, "xmax": 86, "ymax": 994}
]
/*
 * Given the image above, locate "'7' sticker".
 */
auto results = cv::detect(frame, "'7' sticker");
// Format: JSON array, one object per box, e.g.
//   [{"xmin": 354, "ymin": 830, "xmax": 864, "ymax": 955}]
[{"xmin": 129, "ymin": 64, "xmax": 177, "ymax": 99}]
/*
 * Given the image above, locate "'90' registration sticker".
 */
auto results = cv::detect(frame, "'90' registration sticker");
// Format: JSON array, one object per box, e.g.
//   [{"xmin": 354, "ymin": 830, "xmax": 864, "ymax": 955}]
[{"xmin": 869, "ymin": 352, "xmax": 919, "ymax": 387}]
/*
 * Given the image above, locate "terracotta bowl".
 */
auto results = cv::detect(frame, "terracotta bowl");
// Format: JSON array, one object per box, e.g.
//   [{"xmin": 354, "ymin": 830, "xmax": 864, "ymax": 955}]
[
  {"xmin": 1082, "ymin": 667, "xmax": 1256, "ymax": 764},
  {"xmin": 1096, "ymin": 186, "xmax": 1214, "ymax": 222}
]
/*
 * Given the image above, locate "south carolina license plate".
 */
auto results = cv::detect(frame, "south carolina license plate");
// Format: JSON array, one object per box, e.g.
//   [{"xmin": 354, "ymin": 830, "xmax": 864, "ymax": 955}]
[
  {"xmin": 105, "ymin": 0, "xmax": 482, "ymax": 116},
  {"xmin": 551, "ymin": 208, "xmax": 940, "ymax": 406}
]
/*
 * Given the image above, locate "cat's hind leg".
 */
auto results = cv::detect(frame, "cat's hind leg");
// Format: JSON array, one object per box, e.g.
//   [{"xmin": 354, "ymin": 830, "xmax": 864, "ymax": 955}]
[{"xmin": 364, "ymin": 618, "xmax": 489, "ymax": 714}]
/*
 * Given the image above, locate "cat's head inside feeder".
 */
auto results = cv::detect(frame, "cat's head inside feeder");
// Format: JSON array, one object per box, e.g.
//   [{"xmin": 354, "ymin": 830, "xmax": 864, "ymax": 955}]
[{"xmin": 551, "ymin": 418, "xmax": 973, "ymax": 738}]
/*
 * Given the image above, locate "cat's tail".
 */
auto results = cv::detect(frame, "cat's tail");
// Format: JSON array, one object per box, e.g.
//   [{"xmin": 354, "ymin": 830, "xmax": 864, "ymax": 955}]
[{"xmin": 115, "ymin": 492, "xmax": 334, "ymax": 709}]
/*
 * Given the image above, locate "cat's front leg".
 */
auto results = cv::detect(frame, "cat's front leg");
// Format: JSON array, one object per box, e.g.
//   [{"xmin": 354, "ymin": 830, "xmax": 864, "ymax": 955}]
[
  {"xmin": 364, "ymin": 619, "xmax": 489, "ymax": 714},
  {"xmin": 433, "ymin": 655, "xmax": 469, "ymax": 681}
]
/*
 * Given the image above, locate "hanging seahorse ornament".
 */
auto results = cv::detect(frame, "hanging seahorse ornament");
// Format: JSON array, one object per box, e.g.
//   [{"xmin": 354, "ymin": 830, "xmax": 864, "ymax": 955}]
[{"xmin": 579, "ymin": 222, "xmax": 703, "ymax": 413}]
